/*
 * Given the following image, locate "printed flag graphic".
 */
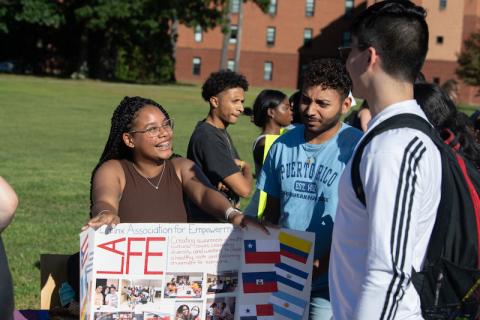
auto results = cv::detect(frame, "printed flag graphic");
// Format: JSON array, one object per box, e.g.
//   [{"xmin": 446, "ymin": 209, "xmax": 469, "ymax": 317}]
[
  {"xmin": 274, "ymin": 262, "xmax": 308, "ymax": 291},
  {"xmin": 244, "ymin": 239, "xmax": 280, "ymax": 264},
  {"xmin": 242, "ymin": 271, "xmax": 278, "ymax": 293},
  {"xmin": 80, "ymin": 234, "xmax": 89, "ymax": 270},
  {"xmin": 279, "ymin": 232, "xmax": 312, "ymax": 264},
  {"xmin": 239, "ymin": 304, "xmax": 274, "ymax": 320},
  {"xmin": 269, "ymin": 290, "xmax": 307, "ymax": 320}
]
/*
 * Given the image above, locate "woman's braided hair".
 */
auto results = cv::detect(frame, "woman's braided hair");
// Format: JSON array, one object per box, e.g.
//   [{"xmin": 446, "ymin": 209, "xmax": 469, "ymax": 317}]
[{"xmin": 89, "ymin": 96, "xmax": 170, "ymax": 213}]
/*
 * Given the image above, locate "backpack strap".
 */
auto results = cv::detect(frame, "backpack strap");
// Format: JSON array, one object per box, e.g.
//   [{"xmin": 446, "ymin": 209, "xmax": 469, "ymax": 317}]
[
  {"xmin": 351, "ymin": 114, "xmax": 454, "ymax": 263},
  {"xmin": 351, "ymin": 113, "xmax": 436, "ymax": 206}
]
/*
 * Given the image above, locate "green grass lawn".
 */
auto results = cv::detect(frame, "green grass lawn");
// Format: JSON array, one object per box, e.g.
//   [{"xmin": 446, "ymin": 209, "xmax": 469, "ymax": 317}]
[{"xmin": 0, "ymin": 74, "xmax": 289, "ymax": 309}]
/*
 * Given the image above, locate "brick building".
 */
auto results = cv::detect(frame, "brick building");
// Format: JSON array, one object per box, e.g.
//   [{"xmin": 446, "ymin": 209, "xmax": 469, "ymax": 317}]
[{"xmin": 175, "ymin": 0, "xmax": 480, "ymax": 105}]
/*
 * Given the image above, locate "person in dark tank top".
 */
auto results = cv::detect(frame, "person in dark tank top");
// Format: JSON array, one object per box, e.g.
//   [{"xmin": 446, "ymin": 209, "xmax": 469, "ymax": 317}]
[{"xmin": 82, "ymin": 96, "xmax": 267, "ymax": 230}]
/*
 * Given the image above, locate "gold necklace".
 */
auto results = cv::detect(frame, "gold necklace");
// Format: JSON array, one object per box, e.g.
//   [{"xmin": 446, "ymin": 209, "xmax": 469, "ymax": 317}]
[{"xmin": 133, "ymin": 162, "xmax": 166, "ymax": 190}]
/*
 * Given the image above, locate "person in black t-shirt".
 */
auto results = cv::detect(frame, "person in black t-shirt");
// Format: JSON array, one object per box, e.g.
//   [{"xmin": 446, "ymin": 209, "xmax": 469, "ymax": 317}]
[{"xmin": 187, "ymin": 70, "xmax": 253, "ymax": 221}]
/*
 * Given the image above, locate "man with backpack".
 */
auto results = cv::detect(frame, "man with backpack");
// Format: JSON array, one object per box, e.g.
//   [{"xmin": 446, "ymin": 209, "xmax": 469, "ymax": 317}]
[{"xmin": 329, "ymin": 1, "xmax": 443, "ymax": 319}]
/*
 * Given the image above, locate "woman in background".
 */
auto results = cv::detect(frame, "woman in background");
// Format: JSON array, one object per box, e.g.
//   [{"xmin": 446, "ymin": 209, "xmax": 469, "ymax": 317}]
[
  {"xmin": 244, "ymin": 90, "xmax": 292, "ymax": 217},
  {"xmin": 414, "ymin": 83, "xmax": 480, "ymax": 168}
]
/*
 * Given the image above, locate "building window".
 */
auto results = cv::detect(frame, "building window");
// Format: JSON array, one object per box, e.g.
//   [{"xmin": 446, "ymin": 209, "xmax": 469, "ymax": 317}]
[
  {"xmin": 231, "ymin": 0, "xmax": 240, "ymax": 13},
  {"xmin": 229, "ymin": 25, "xmax": 238, "ymax": 44},
  {"xmin": 436, "ymin": 36, "xmax": 444, "ymax": 44},
  {"xmin": 192, "ymin": 57, "xmax": 201, "ymax": 75},
  {"xmin": 304, "ymin": 28, "xmax": 313, "ymax": 46},
  {"xmin": 268, "ymin": 0, "xmax": 277, "ymax": 15},
  {"xmin": 345, "ymin": 0, "xmax": 354, "ymax": 15},
  {"xmin": 227, "ymin": 59, "xmax": 236, "ymax": 71},
  {"xmin": 433, "ymin": 77, "xmax": 440, "ymax": 84},
  {"xmin": 342, "ymin": 31, "xmax": 351, "ymax": 47},
  {"xmin": 439, "ymin": 0, "xmax": 447, "ymax": 9},
  {"xmin": 263, "ymin": 61, "xmax": 273, "ymax": 81},
  {"xmin": 266, "ymin": 27, "xmax": 276, "ymax": 46},
  {"xmin": 194, "ymin": 25, "xmax": 203, "ymax": 42},
  {"xmin": 305, "ymin": 0, "xmax": 315, "ymax": 17}
]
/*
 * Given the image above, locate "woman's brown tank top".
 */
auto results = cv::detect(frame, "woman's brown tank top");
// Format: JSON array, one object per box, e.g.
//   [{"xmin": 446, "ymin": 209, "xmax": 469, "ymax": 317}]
[{"xmin": 118, "ymin": 159, "xmax": 187, "ymax": 223}]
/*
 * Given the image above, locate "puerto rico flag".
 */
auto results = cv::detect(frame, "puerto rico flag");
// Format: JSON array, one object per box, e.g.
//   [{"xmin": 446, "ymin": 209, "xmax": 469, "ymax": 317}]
[
  {"xmin": 242, "ymin": 271, "xmax": 278, "ymax": 293},
  {"xmin": 244, "ymin": 239, "xmax": 280, "ymax": 264},
  {"xmin": 239, "ymin": 304, "xmax": 274, "ymax": 320},
  {"xmin": 269, "ymin": 290, "xmax": 307, "ymax": 320},
  {"xmin": 274, "ymin": 262, "xmax": 308, "ymax": 291},
  {"xmin": 279, "ymin": 232, "xmax": 312, "ymax": 264}
]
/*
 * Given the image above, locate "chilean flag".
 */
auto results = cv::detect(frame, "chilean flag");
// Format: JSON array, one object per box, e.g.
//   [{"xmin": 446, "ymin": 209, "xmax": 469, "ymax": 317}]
[
  {"xmin": 242, "ymin": 271, "xmax": 278, "ymax": 293},
  {"xmin": 239, "ymin": 304, "xmax": 274, "ymax": 320},
  {"xmin": 244, "ymin": 239, "xmax": 280, "ymax": 264}
]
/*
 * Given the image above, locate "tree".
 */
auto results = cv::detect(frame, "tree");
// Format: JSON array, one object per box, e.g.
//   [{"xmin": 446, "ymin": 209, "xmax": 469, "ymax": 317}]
[
  {"xmin": 457, "ymin": 32, "xmax": 480, "ymax": 86},
  {"xmin": 219, "ymin": 0, "xmax": 269, "ymax": 70},
  {"xmin": 0, "ymin": 0, "xmax": 269, "ymax": 83}
]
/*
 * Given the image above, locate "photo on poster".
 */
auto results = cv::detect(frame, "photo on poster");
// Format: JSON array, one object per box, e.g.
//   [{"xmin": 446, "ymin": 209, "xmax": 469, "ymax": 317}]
[
  {"xmin": 174, "ymin": 300, "xmax": 203, "ymax": 320},
  {"xmin": 164, "ymin": 273, "xmax": 203, "ymax": 299},
  {"xmin": 119, "ymin": 279, "xmax": 163, "ymax": 311},
  {"xmin": 205, "ymin": 297, "xmax": 235, "ymax": 320},
  {"xmin": 94, "ymin": 312, "xmax": 119, "ymax": 320},
  {"xmin": 206, "ymin": 271, "xmax": 238, "ymax": 295},
  {"xmin": 143, "ymin": 311, "xmax": 172, "ymax": 320},
  {"xmin": 118, "ymin": 312, "xmax": 135, "ymax": 320},
  {"xmin": 94, "ymin": 279, "xmax": 120, "ymax": 311}
]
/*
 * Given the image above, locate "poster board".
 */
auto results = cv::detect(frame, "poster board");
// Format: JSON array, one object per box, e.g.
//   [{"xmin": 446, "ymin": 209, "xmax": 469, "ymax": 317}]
[{"xmin": 80, "ymin": 223, "xmax": 314, "ymax": 320}]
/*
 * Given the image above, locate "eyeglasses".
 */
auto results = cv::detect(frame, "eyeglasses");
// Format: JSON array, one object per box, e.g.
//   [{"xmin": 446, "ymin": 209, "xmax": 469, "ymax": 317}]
[
  {"xmin": 338, "ymin": 44, "xmax": 368, "ymax": 62},
  {"xmin": 129, "ymin": 119, "xmax": 174, "ymax": 137},
  {"xmin": 338, "ymin": 46, "xmax": 352, "ymax": 62}
]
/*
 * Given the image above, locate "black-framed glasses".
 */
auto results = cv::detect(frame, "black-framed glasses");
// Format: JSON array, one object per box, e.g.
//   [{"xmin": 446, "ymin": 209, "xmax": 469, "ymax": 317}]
[
  {"xmin": 129, "ymin": 119, "xmax": 174, "ymax": 137},
  {"xmin": 338, "ymin": 46, "xmax": 353, "ymax": 62},
  {"xmin": 338, "ymin": 44, "xmax": 368, "ymax": 62}
]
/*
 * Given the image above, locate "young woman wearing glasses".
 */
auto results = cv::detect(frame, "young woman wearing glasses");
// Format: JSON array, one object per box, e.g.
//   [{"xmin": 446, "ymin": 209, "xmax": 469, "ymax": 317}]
[{"xmin": 83, "ymin": 96, "xmax": 266, "ymax": 230}]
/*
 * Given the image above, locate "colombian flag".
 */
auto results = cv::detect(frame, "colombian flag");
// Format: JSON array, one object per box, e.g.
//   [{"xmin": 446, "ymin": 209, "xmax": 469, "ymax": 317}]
[
  {"xmin": 279, "ymin": 232, "xmax": 312, "ymax": 264},
  {"xmin": 242, "ymin": 271, "xmax": 278, "ymax": 293},
  {"xmin": 244, "ymin": 239, "xmax": 280, "ymax": 264},
  {"xmin": 239, "ymin": 304, "xmax": 274, "ymax": 320}
]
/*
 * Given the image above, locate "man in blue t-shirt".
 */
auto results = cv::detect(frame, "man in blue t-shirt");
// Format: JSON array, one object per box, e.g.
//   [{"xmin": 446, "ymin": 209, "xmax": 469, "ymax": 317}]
[{"xmin": 257, "ymin": 58, "xmax": 363, "ymax": 319}]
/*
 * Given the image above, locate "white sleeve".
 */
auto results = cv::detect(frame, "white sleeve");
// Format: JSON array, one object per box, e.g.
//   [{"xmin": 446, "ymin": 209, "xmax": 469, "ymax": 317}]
[{"xmin": 353, "ymin": 140, "xmax": 428, "ymax": 319}]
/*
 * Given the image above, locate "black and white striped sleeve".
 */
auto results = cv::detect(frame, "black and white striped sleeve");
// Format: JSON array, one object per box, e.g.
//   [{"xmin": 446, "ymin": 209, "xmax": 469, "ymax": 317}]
[{"xmin": 353, "ymin": 136, "xmax": 428, "ymax": 319}]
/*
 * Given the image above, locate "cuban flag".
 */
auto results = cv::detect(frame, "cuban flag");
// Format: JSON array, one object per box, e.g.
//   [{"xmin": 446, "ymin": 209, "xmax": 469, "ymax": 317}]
[
  {"xmin": 269, "ymin": 290, "xmax": 307, "ymax": 320},
  {"xmin": 242, "ymin": 271, "xmax": 278, "ymax": 293},
  {"xmin": 244, "ymin": 239, "xmax": 280, "ymax": 264},
  {"xmin": 239, "ymin": 304, "xmax": 274, "ymax": 320},
  {"xmin": 274, "ymin": 262, "xmax": 308, "ymax": 291},
  {"xmin": 279, "ymin": 231, "xmax": 312, "ymax": 264}
]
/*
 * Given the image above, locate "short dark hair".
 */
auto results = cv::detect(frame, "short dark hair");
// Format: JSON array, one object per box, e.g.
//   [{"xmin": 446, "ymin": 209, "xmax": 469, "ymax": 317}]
[
  {"xmin": 351, "ymin": 0, "xmax": 428, "ymax": 83},
  {"xmin": 301, "ymin": 58, "xmax": 351, "ymax": 100},
  {"xmin": 201, "ymin": 70, "xmax": 249, "ymax": 101},
  {"xmin": 252, "ymin": 89, "xmax": 288, "ymax": 128}
]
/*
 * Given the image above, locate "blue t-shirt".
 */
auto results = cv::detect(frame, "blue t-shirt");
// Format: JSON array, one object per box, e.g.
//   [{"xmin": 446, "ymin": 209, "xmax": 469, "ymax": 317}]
[{"xmin": 257, "ymin": 123, "xmax": 362, "ymax": 293}]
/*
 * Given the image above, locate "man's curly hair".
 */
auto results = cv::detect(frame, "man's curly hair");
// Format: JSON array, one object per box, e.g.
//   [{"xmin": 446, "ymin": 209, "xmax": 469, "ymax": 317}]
[
  {"xmin": 202, "ymin": 70, "xmax": 249, "ymax": 102},
  {"xmin": 302, "ymin": 58, "xmax": 352, "ymax": 100}
]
